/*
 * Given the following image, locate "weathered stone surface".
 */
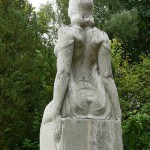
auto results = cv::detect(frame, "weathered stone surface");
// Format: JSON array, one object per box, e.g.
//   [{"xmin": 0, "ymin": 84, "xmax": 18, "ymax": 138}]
[
  {"xmin": 42, "ymin": 0, "xmax": 122, "ymax": 124},
  {"xmin": 40, "ymin": 118, "xmax": 123, "ymax": 150}
]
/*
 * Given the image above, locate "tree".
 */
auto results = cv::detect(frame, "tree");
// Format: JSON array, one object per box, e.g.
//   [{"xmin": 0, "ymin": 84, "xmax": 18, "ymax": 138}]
[
  {"xmin": 94, "ymin": 0, "xmax": 150, "ymax": 60},
  {"xmin": 0, "ymin": 0, "xmax": 56, "ymax": 149},
  {"xmin": 111, "ymin": 39, "xmax": 150, "ymax": 150}
]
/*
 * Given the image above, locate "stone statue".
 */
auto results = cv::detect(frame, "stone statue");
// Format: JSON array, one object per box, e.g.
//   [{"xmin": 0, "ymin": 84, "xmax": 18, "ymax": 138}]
[{"xmin": 40, "ymin": 0, "xmax": 123, "ymax": 149}]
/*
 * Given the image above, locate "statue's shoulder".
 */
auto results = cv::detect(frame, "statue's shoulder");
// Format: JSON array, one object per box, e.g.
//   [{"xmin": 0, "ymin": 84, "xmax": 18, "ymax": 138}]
[
  {"xmin": 58, "ymin": 25, "xmax": 73, "ymax": 35},
  {"xmin": 94, "ymin": 27, "xmax": 109, "ymax": 40},
  {"xmin": 55, "ymin": 25, "xmax": 74, "ymax": 56},
  {"xmin": 93, "ymin": 28, "xmax": 110, "ymax": 52},
  {"xmin": 57, "ymin": 25, "xmax": 75, "ymax": 41}
]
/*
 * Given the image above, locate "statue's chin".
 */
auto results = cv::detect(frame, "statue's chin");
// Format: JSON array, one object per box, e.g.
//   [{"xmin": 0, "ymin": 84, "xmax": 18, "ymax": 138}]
[{"xmin": 70, "ymin": 16, "xmax": 95, "ymax": 27}]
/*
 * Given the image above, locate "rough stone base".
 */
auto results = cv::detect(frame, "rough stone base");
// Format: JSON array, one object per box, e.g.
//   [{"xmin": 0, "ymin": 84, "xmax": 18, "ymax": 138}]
[{"xmin": 40, "ymin": 118, "xmax": 123, "ymax": 150}]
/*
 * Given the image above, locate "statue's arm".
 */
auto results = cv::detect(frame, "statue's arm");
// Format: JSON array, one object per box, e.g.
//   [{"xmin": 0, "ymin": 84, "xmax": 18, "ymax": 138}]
[
  {"xmin": 98, "ymin": 33, "xmax": 121, "ymax": 120},
  {"xmin": 53, "ymin": 27, "xmax": 74, "ymax": 113},
  {"xmin": 42, "ymin": 27, "xmax": 74, "ymax": 124}
]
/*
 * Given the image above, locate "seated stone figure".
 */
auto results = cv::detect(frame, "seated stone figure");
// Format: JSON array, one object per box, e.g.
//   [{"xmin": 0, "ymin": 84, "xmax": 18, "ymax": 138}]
[{"xmin": 42, "ymin": 0, "xmax": 121, "ymax": 125}]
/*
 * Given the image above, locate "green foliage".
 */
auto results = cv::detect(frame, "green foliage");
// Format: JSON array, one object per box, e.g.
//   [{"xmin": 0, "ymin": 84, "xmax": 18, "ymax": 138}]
[
  {"xmin": 0, "ymin": 0, "xmax": 56, "ymax": 149},
  {"xmin": 104, "ymin": 9, "xmax": 138, "ymax": 46},
  {"xmin": 23, "ymin": 139, "xmax": 39, "ymax": 150},
  {"xmin": 37, "ymin": 2, "xmax": 57, "ymax": 41},
  {"xmin": 93, "ymin": 0, "xmax": 123, "ymax": 28},
  {"xmin": 111, "ymin": 39, "xmax": 150, "ymax": 150},
  {"xmin": 56, "ymin": 0, "xmax": 70, "ymax": 25},
  {"xmin": 122, "ymin": 104, "xmax": 150, "ymax": 150},
  {"xmin": 99, "ymin": 0, "xmax": 150, "ymax": 60}
]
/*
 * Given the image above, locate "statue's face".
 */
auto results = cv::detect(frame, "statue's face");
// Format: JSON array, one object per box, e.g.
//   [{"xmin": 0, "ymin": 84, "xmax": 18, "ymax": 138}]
[{"xmin": 68, "ymin": 0, "xmax": 94, "ymax": 26}]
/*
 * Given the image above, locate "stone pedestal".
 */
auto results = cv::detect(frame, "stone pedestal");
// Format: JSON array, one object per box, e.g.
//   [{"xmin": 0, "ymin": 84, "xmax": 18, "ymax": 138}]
[{"xmin": 40, "ymin": 118, "xmax": 123, "ymax": 150}]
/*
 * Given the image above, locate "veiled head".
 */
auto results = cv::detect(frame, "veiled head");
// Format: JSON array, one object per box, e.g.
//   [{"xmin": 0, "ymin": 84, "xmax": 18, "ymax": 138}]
[{"xmin": 68, "ymin": 0, "xmax": 94, "ymax": 27}]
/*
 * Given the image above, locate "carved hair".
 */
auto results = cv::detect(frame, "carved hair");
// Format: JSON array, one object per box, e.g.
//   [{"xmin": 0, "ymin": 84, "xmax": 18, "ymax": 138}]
[
  {"xmin": 70, "ymin": 14, "xmax": 94, "ymax": 27},
  {"xmin": 68, "ymin": 0, "xmax": 94, "ymax": 26}
]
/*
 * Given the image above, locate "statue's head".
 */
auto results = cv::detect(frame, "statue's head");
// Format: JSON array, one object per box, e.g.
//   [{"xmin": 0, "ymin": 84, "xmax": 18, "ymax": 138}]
[{"xmin": 68, "ymin": 0, "xmax": 94, "ymax": 27}]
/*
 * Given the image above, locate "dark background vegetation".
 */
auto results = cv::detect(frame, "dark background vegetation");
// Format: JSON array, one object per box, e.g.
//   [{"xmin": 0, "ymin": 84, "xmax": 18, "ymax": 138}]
[{"xmin": 0, "ymin": 0, "xmax": 149, "ymax": 149}]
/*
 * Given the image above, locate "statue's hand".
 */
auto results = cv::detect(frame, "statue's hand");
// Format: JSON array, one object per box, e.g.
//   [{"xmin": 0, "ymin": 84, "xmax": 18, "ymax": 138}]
[
  {"xmin": 115, "ymin": 111, "xmax": 122, "ymax": 122},
  {"xmin": 42, "ymin": 101, "xmax": 60, "ymax": 124},
  {"xmin": 116, "ymin": 117, "xmax": 121, "ymax": 122},
  {"xmin": 53, "ymin": 115, "xmax": 62, "ymax": 143}
]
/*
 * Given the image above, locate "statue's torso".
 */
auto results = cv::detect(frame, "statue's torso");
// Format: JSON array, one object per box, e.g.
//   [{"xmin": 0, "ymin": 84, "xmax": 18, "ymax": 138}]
[{"xmin": 61, "ymin": 25, "xmax": 114, "ymax": 119}]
